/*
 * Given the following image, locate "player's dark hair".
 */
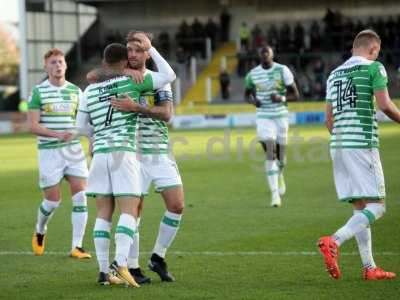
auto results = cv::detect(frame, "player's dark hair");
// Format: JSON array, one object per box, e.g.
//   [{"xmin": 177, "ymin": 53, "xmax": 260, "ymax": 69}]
[
  {"xmin": 103, "ymin": 43, "xmax": 128, "ymax": 64},
  {"xmin": 353, "ymin": 29, "xmax": 381, "ymax": 49}
]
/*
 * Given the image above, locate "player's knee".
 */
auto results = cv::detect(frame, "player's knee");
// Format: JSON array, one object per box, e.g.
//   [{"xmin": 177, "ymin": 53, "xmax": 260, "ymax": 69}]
[
  {"xmin": 352, "ymin": 200, "xmax": 366, "ymax": 210},
  {"xmin": 70, "ymin": 180, "xmax": 86, "ymax": 195},
  {"xmin": 167, "ymin": 201, "xmax": 184, "ymax": 214},
  {"xmin": 363, "ymin": 202, "xmax": 385, "ymax": 223},
  {"xmin": 44, "ymin": 193, "xmax": 61, "ymax": 202}
]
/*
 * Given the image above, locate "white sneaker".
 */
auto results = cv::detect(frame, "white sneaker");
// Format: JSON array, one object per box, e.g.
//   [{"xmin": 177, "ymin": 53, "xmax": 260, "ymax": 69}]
[
  {"xmin": 278, "ymin": 173, "xmax": 286, "ymax": 196},
  {"xmin": 271, "ymin": 194, "xmax": 281, "ymax": 207}
]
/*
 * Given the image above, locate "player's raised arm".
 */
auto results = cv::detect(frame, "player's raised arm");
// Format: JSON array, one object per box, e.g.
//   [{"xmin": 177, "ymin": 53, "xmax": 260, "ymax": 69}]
[
  {"xmin": 111, "ymin": 93, "xmax": 172, "ymax": 122},
  {"xmin": 134, "ymin": 32, "xmax": 176, "ymax": 89}
]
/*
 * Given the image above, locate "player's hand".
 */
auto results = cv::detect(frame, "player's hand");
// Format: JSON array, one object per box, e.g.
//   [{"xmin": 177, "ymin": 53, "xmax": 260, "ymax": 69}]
[
  {"xmin": 57, "ymin": 131, "xmax": 74, "ymax": 142},
  {"xmin": 271, "ymin": 94, "xmax": 283, "ymax": 103},
  {"xmin": 124, "ymin": 68, "xmax": 144, "ymax": 83},
  {"xmin": 249, "ymin": 95, "xmax": 262, "ymax": 108},
  {"xmin": 111, "ymin": 94, "xmax": 140, "ymax": 112},
  {"xmin": 132, "ymin": 32, "xmax": 152, "ymax": 51},
  {"xmin": 88, "ymin": 140, "xmax": 94, "ymax": 157},
  {"xmin": 86, "ymin": 70, "xmax": 98, "ymax": 84}
]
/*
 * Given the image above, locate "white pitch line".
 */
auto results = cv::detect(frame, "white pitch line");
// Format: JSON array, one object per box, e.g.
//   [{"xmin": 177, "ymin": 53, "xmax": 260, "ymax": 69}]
[{"xmin": 0, "ymin": 251, "xmax": 399, "ymax": 256}]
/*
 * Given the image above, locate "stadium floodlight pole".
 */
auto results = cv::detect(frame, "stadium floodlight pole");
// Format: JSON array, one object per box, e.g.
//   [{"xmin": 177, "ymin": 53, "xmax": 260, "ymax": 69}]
[
  {"xmin": 206, "ymin": 77, "xmax": 212, "ymax": 103},
  {"xmin": 236, "ymin": 37, "xmax": 241, "ymax": 52},
  {"xmin": 205, "ymin": 38, "xmax": 212, "ymax": 63},
  {"xmin": 190, "ymin": 56, "xmax": 197, "ymax": 84},
  {"xmin": 18, "ymin": 0, "xmax": 29, "ymax": 100},
  {"xmin": 220, "ymin": 56, "xmax": 227, "ymax": 71},
  {"xmin": 174, "ymin": 78, "xmax": 181, "ymax": 105}
]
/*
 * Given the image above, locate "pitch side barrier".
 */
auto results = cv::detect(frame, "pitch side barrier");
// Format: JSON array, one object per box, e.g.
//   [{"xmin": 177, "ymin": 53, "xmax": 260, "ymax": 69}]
[{"xmin": 171, "ymin": 101, "xmax": 397, "ymax": 129}]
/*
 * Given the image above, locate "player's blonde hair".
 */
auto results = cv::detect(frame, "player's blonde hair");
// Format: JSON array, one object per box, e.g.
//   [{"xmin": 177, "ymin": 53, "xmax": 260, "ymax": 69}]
[
  {"xmin": 43, "ymin": 48, "xmax": 65, "ymax": 61},
  {"xmin": 353, "ymin": 29, "xmax": 381, "ymax": 49}
]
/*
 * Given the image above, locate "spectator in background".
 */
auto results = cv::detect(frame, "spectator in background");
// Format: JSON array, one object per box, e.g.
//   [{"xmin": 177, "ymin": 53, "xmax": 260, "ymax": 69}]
[
  {"xmin": 176, "ymin": 46, "xmax": 188, "ymax": 79},
  {"xmin": 310, "ymin": 21, "xmax": 321, "ymax": 51},
  {"xmin": 266, "ymin": 25, "xmax": 279, "ymax": 50},
  {"xmin": 237, "ymin": 46, "xmax": 248, "ymax": 77},
  {"xmin": 219, "ymin": 69, "xmax": 231, "ymax": 100},
  {"xmin": 251, "ymin": 24, "xmax": 264, "ymax": 50},
  {"xmin": 176, "ymin": 20, "xmax": 192, "ymax": 55},
  {"xmin": 354, "ymin": 19, "xmax": 364, "ymax": 35},
  {"xmin": 312, "ymin": 58, "xmax": 325, "ymax": 100},
  {"xmin": 279, "ymin": 23, "xmax": 292, "ymax": 52},
  {"xmin": 293, "ymin": 22, "xmax": 305, "ymax": 52},
  {"xmin": 158, "ymin": 30, "xmax": 171, "ymax": 59},
  {"xmin": 205, "ymin": 18, "xmax": 219, "ymax": 50},
  {"xmin": 239, "ymin": 22, "xmax": 251, "ymax": 50},
  {"xmin": 386, "ymin": 16, "xmax": 396, "ymax": 48},
  {"xmin": 312, "ymin": 58, "xmax": 325, "ymax": 84},
  {"xmin": 191, "ymin": 18, "xmax": 206, "ymax": 58},
  {"xmin": 220, "ymin": 8, "xmax": 231, "ymax": 42}
]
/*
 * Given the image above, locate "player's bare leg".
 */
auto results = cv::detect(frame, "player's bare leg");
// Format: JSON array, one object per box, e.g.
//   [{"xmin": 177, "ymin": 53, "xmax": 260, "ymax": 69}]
[{"xmin": 148, "ymin": 186, "xmax": 184, "ymax": 282}]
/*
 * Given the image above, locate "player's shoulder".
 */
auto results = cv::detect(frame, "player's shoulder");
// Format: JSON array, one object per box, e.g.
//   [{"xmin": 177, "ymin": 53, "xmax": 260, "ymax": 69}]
[
  {"xmin": 247, "ymin": 64, "xmax": 263, "ymax": 77},
  {"xmin": 275, "ymin": 62, "xmax": 293, "ymax": 74},
  {"xmin": 63, "ymin": 81, "xmax": 82, "ymax": 93},
  {"xmin": 145, "ymin": 69, "xmax": 172, "ymax": 92},
  {"xmin": 35, "ymin": 79, "xmax": 50, "ymax": 91},
  {"xmin": 368, "ymin": 60, "xmax": 386, "ymax": 74},
  {"xmin": 273, "ymin": 62, "xmax": 286, "ymax": 69}
]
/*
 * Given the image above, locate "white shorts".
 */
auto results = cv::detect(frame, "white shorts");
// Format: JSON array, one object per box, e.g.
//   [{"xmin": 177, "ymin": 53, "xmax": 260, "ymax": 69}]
[
  {"xmin": 86, "ymin": 151, "xmax": 141, "ymax": 197},
  {"xmin": 139, "ymin": 155, "xmax": 182, "ymax": 196},
  {"xmin": 38, "ymin": 143, "xmax": 88, "ymax": 189},
  {"xmin": 330, "ymin": 148, "xmax": 385, "ymax": 202},
  {"xmin": 256, "ymin": 118, "xmax": 289, "ymax": 145}
]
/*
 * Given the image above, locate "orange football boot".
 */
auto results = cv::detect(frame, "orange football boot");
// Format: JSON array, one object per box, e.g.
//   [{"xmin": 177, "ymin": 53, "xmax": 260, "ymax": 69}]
[
  {"xmin": 363, "ymin": 267, "xmax": 396, "ymax": 280},
  {"xmin": 317, "ymin": 236, "xmax": 341, "ymax": 279}
]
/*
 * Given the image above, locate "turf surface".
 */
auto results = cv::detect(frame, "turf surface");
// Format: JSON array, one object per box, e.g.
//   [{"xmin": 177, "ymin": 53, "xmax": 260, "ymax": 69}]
[{"xmin": 0, "ymin": 124, "xmax": 399, "ymax": 299}]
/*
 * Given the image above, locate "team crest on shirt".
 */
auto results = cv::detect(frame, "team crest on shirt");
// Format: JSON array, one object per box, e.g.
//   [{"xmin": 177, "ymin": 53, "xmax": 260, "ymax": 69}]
[
  {"xmin": 275, "ymin": 80, "xmax": 283, "ymax": 90},
  {"xmin": 379, "ymin": 65, "xmax": 387, "ymax": 77},
  {"xmin": 140, "ymin": 94, "xmax": 155, "ymax": 108},
  {"xmin": 273, "ymin": 73, "xmax": 281, "ymax": 80},
  {"xmin": 70, "ymin": 93, "xmax": 78, "ymax": 103}
]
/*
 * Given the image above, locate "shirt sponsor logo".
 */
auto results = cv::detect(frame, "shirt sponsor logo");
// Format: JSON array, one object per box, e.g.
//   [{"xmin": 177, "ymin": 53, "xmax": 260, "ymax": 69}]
[{"xmin": 44, "ymin": 102, "xmax": 75, "ymax": 113}]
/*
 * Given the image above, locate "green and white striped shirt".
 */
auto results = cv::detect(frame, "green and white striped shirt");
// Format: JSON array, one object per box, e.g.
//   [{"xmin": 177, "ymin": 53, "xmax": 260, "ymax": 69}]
[
  {"xmin": 137, "ymin": 70, "xmax": 172, "ymax": 156},
  {"xmin": 28, "ymin": 80, "xmax": 82, "ymax": 149},
  {"xmin": 326, "ymin": 56, "xmax": 388, "ymax": 149},
  {"xmin": 80, "ymin": 75, "xmax": 155, "ymax": 154},
  {"xmin": 245, "ymin": 63, "xmax": 294, "ymax": 119}
]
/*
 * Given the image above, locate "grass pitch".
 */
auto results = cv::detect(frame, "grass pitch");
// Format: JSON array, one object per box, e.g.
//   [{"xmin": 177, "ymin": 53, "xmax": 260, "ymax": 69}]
[{"xmin": 0, "ymin": 124, "xmax": 399, "ymax": 299}]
